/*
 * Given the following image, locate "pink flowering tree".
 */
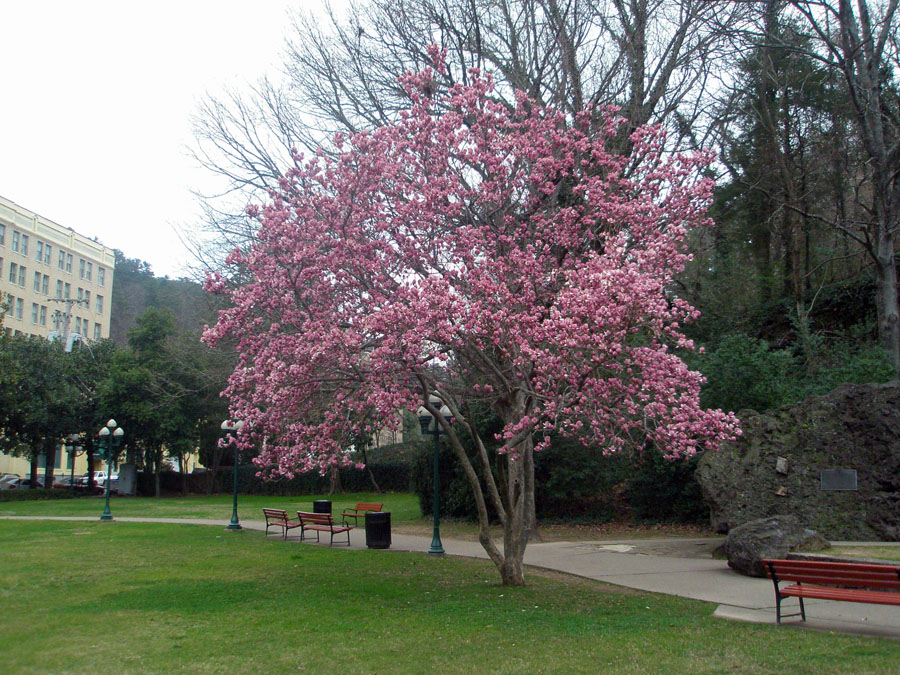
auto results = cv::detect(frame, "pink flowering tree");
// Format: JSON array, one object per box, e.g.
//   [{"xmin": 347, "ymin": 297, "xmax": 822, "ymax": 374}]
[{"xmin": 203, "ymin": 51, "xmax": 740, "ymax": 585}]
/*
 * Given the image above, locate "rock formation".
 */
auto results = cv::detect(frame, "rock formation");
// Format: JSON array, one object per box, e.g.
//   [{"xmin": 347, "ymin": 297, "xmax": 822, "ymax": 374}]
[
  {"xmin": 722, "ymin": 515, "xmax": 829, "ymax": 577},
  {"xmin": 696, "ymin": 382, "xmax": 900, "ymax": 541}
]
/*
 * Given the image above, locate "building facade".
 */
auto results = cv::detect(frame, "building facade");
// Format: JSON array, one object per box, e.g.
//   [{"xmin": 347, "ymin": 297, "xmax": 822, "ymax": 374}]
[
  {"xmin": 1, "ymin": 194, "xmax": 116, "ymax": 482},
  {"xmin": 0, "ymin": 194, "xmax": 114, "ymax": 342}
]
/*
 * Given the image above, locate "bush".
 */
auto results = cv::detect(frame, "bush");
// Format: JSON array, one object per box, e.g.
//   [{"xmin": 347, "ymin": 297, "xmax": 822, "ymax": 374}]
[
  {"xmin": 0, "ymin": 488, "xmax": 75, "ymax": 502},
  {"xmin": 626, "ymin": 448, "xmax": 708, "ymax": 523},
  {"xmin": 698, "ymin": 333, "xmax": 800, "ymax": 413}
]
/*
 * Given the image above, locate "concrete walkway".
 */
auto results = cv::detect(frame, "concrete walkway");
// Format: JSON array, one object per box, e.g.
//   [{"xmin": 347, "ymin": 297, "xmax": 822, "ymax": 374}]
[{"xmin": 5, "ymin": 515, "xmax": 899, "ymax": 640}]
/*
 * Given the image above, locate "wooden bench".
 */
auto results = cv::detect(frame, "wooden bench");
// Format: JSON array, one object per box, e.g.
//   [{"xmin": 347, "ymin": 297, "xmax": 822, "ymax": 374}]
[
  {"xmin": 763, "ymin": 558, "xmax": 900, "ymax": 624},
  {"xmin": 340, "ymin": 501, "xmax": 384, "ymax": 525},
  {"xmin": 297, "ymin": 511, "xmax": 354, "ymax": 546},
  {"xmin": 262, "ymin": 508, "xmax": 302, "ymax": 540}
]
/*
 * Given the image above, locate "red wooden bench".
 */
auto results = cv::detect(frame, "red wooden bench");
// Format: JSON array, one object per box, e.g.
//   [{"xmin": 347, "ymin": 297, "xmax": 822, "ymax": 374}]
[
  {"xmin": 262, "ymin": 508, "xmax": 302, "ymax": 540},
  {"xmin": 340, "ymin": 501, "xmax": 384, "ymax": 525},
  {"xmin": 763, "ymin": 558, "xmax": 900, "ymax": 624},
  {"xmin": 297, "ymin": 511, "xmax": 354, "ymax": 546}
]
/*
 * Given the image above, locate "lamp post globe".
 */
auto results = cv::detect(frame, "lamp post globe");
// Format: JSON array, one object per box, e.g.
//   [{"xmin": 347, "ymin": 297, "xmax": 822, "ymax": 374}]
[
  {"xmin": 221, "ymin": 420, "xmax": 245, "ymax": 531},
  {"xmin": 417, "ymin": 398, "xmax": 451, "ymax": 556}
]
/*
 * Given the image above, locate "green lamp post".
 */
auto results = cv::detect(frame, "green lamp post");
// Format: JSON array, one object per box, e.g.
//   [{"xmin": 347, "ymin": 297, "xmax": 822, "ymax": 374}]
[
  {"xmin": 64, "ymin": 434, "xmax": 82, "ymax": 496},
  {"xmin": 221, "ymin": 419, "xmax": 245, "ymax": 531},
  {"xmin": 98, "ymin": 419, "xmax": 124, "ymax": 521},
  {"xmin": 418, "ymin": 397, "xmax": 452, "ymax": 556}
]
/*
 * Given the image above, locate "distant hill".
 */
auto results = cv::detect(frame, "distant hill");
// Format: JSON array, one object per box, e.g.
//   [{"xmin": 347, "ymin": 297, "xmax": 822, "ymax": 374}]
[{"xmin": 109, "ymin": 252, "xmax": 217, "ymax": 344}]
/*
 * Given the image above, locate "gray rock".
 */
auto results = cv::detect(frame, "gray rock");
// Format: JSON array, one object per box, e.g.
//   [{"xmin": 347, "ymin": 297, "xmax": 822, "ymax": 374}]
[
  {"xmin": 723, "ymin": 515, "xmax": 829, "ymax": 577},
  {"xmin": 696, "ymin": 382, "xmax": 900, "ymax": 541}
]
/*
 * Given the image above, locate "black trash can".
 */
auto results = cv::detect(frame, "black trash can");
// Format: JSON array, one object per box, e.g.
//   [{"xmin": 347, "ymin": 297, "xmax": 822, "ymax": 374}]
[
  {"xmin": 365, "ymin": 511, "xmax": 391, "ymax": 549},
  {"xmin": 313, "ymin": 500, "xmax": 332, "ymax": 515}
]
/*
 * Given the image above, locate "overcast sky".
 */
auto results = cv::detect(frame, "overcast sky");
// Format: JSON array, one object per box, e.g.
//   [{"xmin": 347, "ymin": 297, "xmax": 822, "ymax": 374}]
[{"xmin": 0, "ymin": 1, "xmax": 301, "ymax": 279}]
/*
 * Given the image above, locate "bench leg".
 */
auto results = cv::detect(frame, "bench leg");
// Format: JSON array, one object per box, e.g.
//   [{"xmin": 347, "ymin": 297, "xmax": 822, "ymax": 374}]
[{"xmin": 798, "ymin": 596, "xmax": 805, "ymax": 622}]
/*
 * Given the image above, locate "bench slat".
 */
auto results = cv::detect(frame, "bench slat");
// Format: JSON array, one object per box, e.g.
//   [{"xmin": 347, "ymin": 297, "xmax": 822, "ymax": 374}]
[{"xmin": 781, "ymin": 584, "xmax": 900, "ymax": 605}]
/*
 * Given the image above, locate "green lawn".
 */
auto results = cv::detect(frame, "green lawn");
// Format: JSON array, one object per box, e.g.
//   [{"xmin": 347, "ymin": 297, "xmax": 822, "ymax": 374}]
[
  {"xmin": 0, "ymin": 492, "xmax": 423, "ymax": 525},
  {"xmin": 1, "ymin": 519, "xmax": 898, "ymax": 673}
]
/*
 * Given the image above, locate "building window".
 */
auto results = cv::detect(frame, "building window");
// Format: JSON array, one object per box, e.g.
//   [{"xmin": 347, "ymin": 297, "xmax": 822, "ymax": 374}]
[
  {"xmin": 77, "ymin": 287, "xmax": 83, "ymax": 302},
  {"xmin": 36, "ymin": 241, "xmax": 43, "ymax": 261},
  {"xmin": 0, "ymin": 257, "xmax": 3, "ymax": 277},
  {"xmin": 86, "ymin": 262, "xmax": 92, "ymax": 281},
  {"xmin": 65, "ymin": 253, "xmax": 72, "ymax": 273},
  {"xmin": 84, "ymin": 290, "xmax": 91, "ymax": 306},
  {"xmin": 98, "ymin": 267, "xmax": 105, "ymax": 286},
  {"xmin": 15, "ymin": 298, "xmax": 23, "ymax": 320},
  {"xmin": 39, "ymin": 305, "xmax": 46, "ymax": 326},
  {"xmin": 42, "ymin": 274, "xmax": 49, "ymax": 295},
  {"xmin": 66, "ymin": 451, "xmax": 74, "ymax": 470},
  {"xmin": 33, "ymin": 271, "xmax": 41, "ymax": 292},
  {"xmin": 17, "ymin": 265, "xmax": 25, "ymax": 286},
  {"xmin": 12, "ymin": 231, "xmax": 19, "ymax": 252},
  {"xmin": 0, "ymin": 223, "xmax": 5, "ymax": 245},
  {"xmin": 94, "ymin": 323, "xmax": 101, "ymax": 340},
  {"xmin": 75, "ymin": 316, "xmax": 82, "ymax": 334},
  {"xmin": 79, "ymin": 258, "xmax": 85, "ymax": 279},
  {"xmin": 96, "ymin": 295, "xmax": 103, "ymax": 313},
  {"xmin": 64, "ymin": 282, "xmax": 70, "ymax": 299},
  {"xmin": 31, "ymin": 303, "xmax": 38, "ymax": 324},
  {"xmin": 56, "ymin": 279, "xmax": 63, "ymax": 297},
  {"xmin": 8, "ymin": 262, "xmax": 17, "ymax": 283},
  {"xmin": 58, "ymin": 249, "xmax": 65, "ymax": 269},
  {"xmin": 20, "ymin": 235, "xmax": 28, "ymax": 256},
  {"xmin": 44, "ymin": 244, "xmax": 51, "ymax": 265}
]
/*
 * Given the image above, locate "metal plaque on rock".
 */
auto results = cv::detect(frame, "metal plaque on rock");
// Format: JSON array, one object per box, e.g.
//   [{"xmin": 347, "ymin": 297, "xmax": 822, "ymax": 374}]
[{"xmin": 820, "ymin": 468, "xmax": 858, "ymax": 491}]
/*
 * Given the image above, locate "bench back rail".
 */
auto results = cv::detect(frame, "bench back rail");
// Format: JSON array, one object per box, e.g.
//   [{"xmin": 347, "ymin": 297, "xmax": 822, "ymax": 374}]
[
  {"xmin": 340, "ymin": 502, "xmax": 384, "ymax": 524},
  {"xmin": 297, "ymin": 511, "xmax": 353, "ymax": 546},
  {"xmin": 763, "ymin": 558, "xmax": 900, "ymax": 624},
  {"xmin": 262, "ymin": 508, "xmax": 302, "ymax": 540}
]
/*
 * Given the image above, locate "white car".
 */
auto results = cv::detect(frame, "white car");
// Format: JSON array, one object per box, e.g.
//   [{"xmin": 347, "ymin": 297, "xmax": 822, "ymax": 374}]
[{"xmin": 0, "ymin": 473, "xmax": 21, "ymax": 490}]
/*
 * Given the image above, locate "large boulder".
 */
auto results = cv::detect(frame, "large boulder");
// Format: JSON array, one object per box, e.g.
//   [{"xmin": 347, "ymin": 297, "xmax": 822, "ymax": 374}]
[
  {"xmin": 696, "ymin": 382, "xmax": 900, "ymax": 541},
  {"xmin": 723, "ymin": 515, "xmax": 829, "ymax": 577}
]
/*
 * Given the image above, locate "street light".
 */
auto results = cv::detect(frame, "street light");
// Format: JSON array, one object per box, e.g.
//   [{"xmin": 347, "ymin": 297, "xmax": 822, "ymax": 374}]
[
  {"xmin": 64, "ymin": 434, "xmax": 82, "ymax": 496},
  {"xmin": 221, "ymin": 419, "xmax": 245, "ymax": 531},
  {"xmin": 98, "ymin": 419, "xmax": 124, "ymax": 521},
  {"xmin": 418, "ymin": 397, "xmax": 451, "ymax": 556}
]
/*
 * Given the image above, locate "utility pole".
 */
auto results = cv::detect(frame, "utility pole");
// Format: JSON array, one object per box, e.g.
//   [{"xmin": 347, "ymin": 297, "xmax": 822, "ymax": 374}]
[{"xmin": 48, "ymin": 297, "xmax": 88, "ymax": 351}]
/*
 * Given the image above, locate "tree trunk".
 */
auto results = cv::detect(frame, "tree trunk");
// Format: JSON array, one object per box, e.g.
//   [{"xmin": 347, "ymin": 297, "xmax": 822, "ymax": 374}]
[
  {"xmin": 328, "ymin": 467, "xmax": 342, "ymax": 495},
  {"xmin": 875, "ymin": 232, "xmax": 900, "ymax": 372},
  {"xmin": 44, "ymin": 439, "xmax": 56, "ymax": 489},
  {"xmin": 29, "ymin": 455, "xmax": 39, "ymax": 488}
]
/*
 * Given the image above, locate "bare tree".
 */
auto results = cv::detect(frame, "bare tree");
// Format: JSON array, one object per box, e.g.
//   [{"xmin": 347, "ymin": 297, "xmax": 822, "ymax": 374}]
[
  {"xmin": 187, "ymin": 0, "xmax": 748, "ymax": 269},
  {"xmin": 779, "ymin": 0, "xmax": 900, "ymax": 370}
]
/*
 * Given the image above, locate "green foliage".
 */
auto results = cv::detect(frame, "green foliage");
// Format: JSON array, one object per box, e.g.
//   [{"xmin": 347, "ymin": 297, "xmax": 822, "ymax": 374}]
[
  {"xmin": 698, "ymin": 334, "xmax": 801, "ymax": 412},
  {"xmin": 697, "ymin": 330, "xmax": 895, "ymax": 414},
  {"xmin": 626, "ymin": 448, "xmax": 708, "ymax": 523}
]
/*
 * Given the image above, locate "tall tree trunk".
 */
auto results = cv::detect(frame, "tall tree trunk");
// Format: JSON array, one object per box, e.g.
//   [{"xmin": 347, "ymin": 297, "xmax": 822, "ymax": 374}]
[
  {"xmin": 875, "ymin": 231, "xmax": 900, "ymax": 372},
  {"xmin": 44, "ymin": 438, "xmax": 56, "ymax": 489}
]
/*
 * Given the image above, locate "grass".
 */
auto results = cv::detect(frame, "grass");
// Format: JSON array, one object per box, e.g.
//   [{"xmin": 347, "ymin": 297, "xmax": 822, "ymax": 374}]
[
  {"xmin": 825, "ymin": 546, "xmax": 900, "ymax": 562},
  {"xmin": 0, "ymin": 492, "xmax": 719, "ymax": 541},
  {"xmin": 1, "ymin": 519, "xmax": 899, "ymax": 673}
]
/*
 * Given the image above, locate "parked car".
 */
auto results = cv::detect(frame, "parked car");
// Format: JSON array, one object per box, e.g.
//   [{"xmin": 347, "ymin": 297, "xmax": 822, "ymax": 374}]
[
  {"xmin": 53, "ymin": 476, "xmax": 77, "ymax": 489},
  {"xmin": 101, "ymin": 473, "xmax": 119, "ymax": 493},
  {"xmin": 0, "ymin": 474, "xmax": 21, "ymax": 490},
  {"xmin": 8, "ymin": 478, "xmax": 44, "ymax": 489},
  {"xmin": 76, "ymin": 471, "xmax": 108, "ymax": 486}
]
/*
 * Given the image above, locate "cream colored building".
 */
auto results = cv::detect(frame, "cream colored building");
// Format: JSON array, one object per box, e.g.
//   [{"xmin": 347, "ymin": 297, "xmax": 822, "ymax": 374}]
[
  {"xmin": 1, "ymin": 194, "xmax": 116, "ymax": 482},
  {"xmin": 1, "ymin": 194, "xmax": 114, "ymax": 343}
]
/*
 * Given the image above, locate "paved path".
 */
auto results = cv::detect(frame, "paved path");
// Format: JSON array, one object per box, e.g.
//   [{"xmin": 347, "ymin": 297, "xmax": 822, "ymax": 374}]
[{"xmin": 5, "ymin": 515, "xmax": 899, "ymax": 639}]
